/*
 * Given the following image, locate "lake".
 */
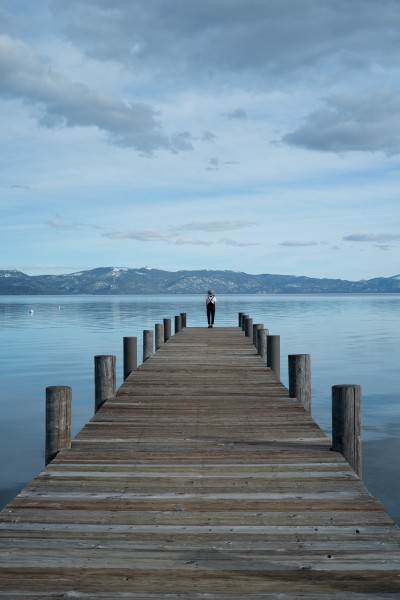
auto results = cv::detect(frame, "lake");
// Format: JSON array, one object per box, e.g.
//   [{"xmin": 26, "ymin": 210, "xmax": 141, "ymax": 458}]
[{"xmin": 1, "ymin": 294, "xmax": 399, "ymax": 523}]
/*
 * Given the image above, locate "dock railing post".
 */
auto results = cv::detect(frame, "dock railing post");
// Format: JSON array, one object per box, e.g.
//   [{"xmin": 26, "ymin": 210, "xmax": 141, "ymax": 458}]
[
  {"xmin": 238, "ymin": 312, "xmax": 245, "ymax": 327},
  {"xmin": 143, "ymin": 330, "xmax": 154, "ymax": 362},
  {"xmin": 174, "ymin": 315, "xmax": 182, "ymax": 334},
  {"xmin": 155, "ymin": 323, "xmax": 164, "ymax": 350},
  {"xmin": 241, "ymin": 315, "xmax": 249, "ymax": 331},
  {"xmin": 123, "ymin": 336, "xmax": 137, "ymax": 380},
  {"xmin": 95, "ymin": 355, "xmax": 116, "ymax": 413},
  {"xmin": 163, "ymin": 318, "xmax": 171, "ymax": 342},
  {"xmin": 244, "ymin": 317, "xmax": 253, "ymax": 338},
  {"xmin": 180, "ymin": 313, "xmax": 187, "ymax": 328},
  {"xmin": 253, "ymin": 323, "xmax": 264, "ymax": 349},
  {"xmin": 267, "ymin": 335, "xmax": 280, "ymax": 380},
  {"xmin": 45, "ymin": 386, "xmax": 72, "ymax": 466},
  {"xmin": 288, "ymin": 354, "xmax": 311, "ymax": 413},
  {"xmin": 257, "ymin": 328, "xmax": 269, "ymax": 361},
  {"xmin": 332, "ymin": 384, "xmax": 362, "ymax": 476}
]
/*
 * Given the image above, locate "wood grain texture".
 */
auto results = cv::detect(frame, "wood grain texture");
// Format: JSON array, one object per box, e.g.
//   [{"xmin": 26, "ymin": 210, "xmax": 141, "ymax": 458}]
[{"xmin": 1, "ymin": 326, "xmax": 399, "ymax": 598}]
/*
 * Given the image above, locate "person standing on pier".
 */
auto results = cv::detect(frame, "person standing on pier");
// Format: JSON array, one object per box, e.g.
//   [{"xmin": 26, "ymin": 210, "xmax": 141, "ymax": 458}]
[{"xmin": 205, "ymin": 289, "xmax": 217, "ymax": 328}]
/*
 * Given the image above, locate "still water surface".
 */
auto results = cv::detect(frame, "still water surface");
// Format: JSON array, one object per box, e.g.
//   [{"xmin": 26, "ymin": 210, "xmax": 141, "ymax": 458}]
[{"xmin": 1, "ymin": 294, "xmax": 399, "ymax": 522}]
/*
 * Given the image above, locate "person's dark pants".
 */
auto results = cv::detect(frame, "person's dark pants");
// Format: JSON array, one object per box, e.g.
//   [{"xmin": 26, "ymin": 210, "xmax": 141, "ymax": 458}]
[{"xmin": 207, "ymin": 304, "xmax": 215, "ymax": 325}]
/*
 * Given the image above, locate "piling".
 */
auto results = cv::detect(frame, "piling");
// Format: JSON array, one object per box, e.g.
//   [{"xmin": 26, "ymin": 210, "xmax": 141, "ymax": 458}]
[
  {"xmin": 238, "ymin": 312, "xmax": 245, "ymax": 327},
  {"xmin": 257, "ymin": 328, "xmax": 269, "ymax": 362},
  {"xmin": 163, "ymin": 318, "xmax": 171, "ymax": 342},
  {"xmin": 180, "ymin": 313, "xmax": 187, "ymax": 328},
  {"xmin": 45, "ymin": 386, "xmax": 72, "ymax": 466},
  {"xmin": 332, "ymin": 384, "xmax": 362, "ymax": 476},
  {"xmin": 253, "ymin": 323, "xmax": 264, "ymax": 348},
  {"xmin": 155, "ymin": 323, "xmax": 164, "ymax": 350},
  {"xmin": 94, "ymin": 355, "xmax": 116, "ymax": 412},
  {"xmin": 267, "ymin": 335, "xmax": 280, "ymax": 380},
  {"xmin": 288, "ymin": 354, "xmax": 311, "ymax": 413},
  {"xmin": 241, "ymin": 315, "xmax": 249, "ymax": 331},
  {"xmin": 123, "ymin": 337, "xmax": 137, "ymax": 380},
  {"xmin": 175, "ymin": 315, "xmax": 182, "ymax": 334},
  {"xmin": 244, "ymin": 317, "xmax": 253, "ymax": 338},
  {"xmin": 143, "ymin": 330, "xmax": 154, "ymax": 362}
]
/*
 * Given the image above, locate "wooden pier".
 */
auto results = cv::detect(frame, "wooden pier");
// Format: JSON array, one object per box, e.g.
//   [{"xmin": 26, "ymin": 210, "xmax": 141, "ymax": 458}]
[{"xmin": 1, "ymin": 325, "xmax": 400, "ymax": 598}]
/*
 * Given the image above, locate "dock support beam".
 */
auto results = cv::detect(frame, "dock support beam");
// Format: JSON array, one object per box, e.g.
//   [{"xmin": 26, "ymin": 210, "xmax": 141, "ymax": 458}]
[
  {"xmin": 143, "ymin": 330, "xmax": 154, "ymax": 362},
  {"xmin": 244, "ymin": 317, "xmax": 253, "ymax": 338},
  {"xmin": 123, "ymin": 337, "xmax": 137, "ymax": 380},
  {"xmin": 175, "ymin": 315, "xmax": 182, "ymax": 334},
  {"xmin": 45, "ymin": 386, "xmax": 72, "ymax": 465},
  {"xmin": 332, "ymin": 384, "xmax": 362, "ymax": 476},
  {"xmin": 155, "ymin": 323, "xmax": 164, "ymax": 350},
  {"xmin": 163, "ymin": 318, "xmax": 171, "ymax": 342},
  {"xmin": 95, "ymin": 355, "xmax": 116, "ymax": 412},
  {"xmin": 257, "ymin": 328, "xmax": 269, "ymax": 362},
  {"xmin": 288, "ymin": 354, "xmax": 311, "ymax": 413},
  {"xmin": 267, "ymin": 335, "xmax": 280, "ymax": 380}
]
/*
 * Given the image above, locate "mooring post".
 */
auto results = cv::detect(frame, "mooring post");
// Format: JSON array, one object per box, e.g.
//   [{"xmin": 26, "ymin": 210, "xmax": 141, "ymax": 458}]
[
  {"xmin": 288, "ymin": 354, "xmax": 311, "ymax": 413},
  {"xmin": 332, "ymin": 384, "xmax": 362, "ymax": 476},
  {"xmin": 143, "ymin": 330, "xmax": 154, "ymax": 362},
  {"xmin": 180, "ymin": 313, "xmax": 187, "ymax": 328},
  {"xmin": 94, "ymin": 355, "xmax": 116, "ymax": 412},
  {"xmin": 45, "ymin": 386, "xmax": 72, "ymax": 466},
  {"xmin": 241, "ymin": 315, "xmax": 249, "ymax": 331},
  {"xmin": 163, "ymin": 318, "xmax": 171, "ymax": 342},
  {"xmin": 238, "ymin": 312, "xmax": 245, "ymax": 327},
  {"xmin": 244, "ymin": 317, "xmax": 253, "ymax": 338},
  {"xmin": 123, "ymin": 336, "xmax": 137, "ymax": 380},
  {"xmin": 257, "ymin": 328, "xmax": 269, "ymax": 361},
  {"xmin": 267, "ymin": 335, "xmax": 280, "ymax": 380},
  {"xmin": 155, "ymin": 323, "xmax": 164, "ymax": 350},
  {"xmin": 174, "ymin": 315, "xmax": 182, "ymax": 334},
  {"xmin": 253, "ymin": 323, "xmax": 264, "ymax": 348}
]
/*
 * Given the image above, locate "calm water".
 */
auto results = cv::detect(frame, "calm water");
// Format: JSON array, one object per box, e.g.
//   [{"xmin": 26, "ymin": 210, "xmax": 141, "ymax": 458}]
[{"xmin": 1, "ymin": 294, "xmax": 399, "ymax": 523}]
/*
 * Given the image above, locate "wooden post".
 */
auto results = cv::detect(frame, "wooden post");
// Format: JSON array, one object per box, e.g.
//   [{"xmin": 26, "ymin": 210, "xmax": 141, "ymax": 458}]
[
  {"xmin": 253, "ymin": 323, "xmax": 264, "ymax": 348},
  {"xmin": 143, "ymin": 330, "xmax": 154, "ymax": 362},
  {"xmin": 244, "ymin": 317, "xmax": 253, "ymax": 338},
  {"xmin": 257, "ymin": 328, "xmax": 269, "ymax": 361},
  {"xmin": 267, "ymin": 335, "xmax": 280, "ymax": 380},
  {"xmin": 238, "ymin": 312, "xmax": 245, "ymax": 327},
  {"xmin": 288, "ymin": 354, "xmax": 311, "ymax": 413},
  {"xmin": 180, "ymin": 313, "xmax": 187, "ymax": 328},
  {"xmin": 241, "ymin": 315, "xmax": 249, "ymax": 331},
  {"xmin": 155, "ymin": 323, "xmax": 164, "ymax": 350},
  {"xmin": 45, "ymin": 386, "xmax": 72, "ymax": 466},
  {"xmin": 163, "ymin": 318, "xmax": 171, "ymax": 342},
  {"xmin": 123, "ymin": 336, "xmax": 137, "ymax": 380},
  {"xmin": 94, "ymin": 355, "xmax": 116, "ymax": 412},
  {"xmin": 332, "ymin": 384, "xmax": 362, "ymax": 476},
  {"xmin": 174, "ymin": 315, "xmax": 182, "ymax": 334}
]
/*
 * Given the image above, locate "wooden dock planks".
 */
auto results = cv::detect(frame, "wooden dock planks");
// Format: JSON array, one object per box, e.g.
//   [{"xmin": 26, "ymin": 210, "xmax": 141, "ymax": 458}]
[{"xmin": 1, "ymin": 325, "xmax": 400, "ymax": 598}]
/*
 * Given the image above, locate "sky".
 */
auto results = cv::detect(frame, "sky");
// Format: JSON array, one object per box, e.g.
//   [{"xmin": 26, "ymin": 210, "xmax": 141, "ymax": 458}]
[{"xmin": 1, "ymin": 0, "xmax": 400, "ymax": 281}]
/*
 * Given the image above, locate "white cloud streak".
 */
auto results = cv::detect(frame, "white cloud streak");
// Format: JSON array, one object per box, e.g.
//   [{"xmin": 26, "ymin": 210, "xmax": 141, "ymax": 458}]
[{"xmin": 343, "ymin": 233, "xmax": 400, "ymax": 243}]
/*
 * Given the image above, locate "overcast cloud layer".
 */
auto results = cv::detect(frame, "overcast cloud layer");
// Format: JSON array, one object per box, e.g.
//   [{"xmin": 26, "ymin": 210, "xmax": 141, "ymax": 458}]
[{"xmin": 1, "ymin": 0, "xmax": 400, "ymax": 279}]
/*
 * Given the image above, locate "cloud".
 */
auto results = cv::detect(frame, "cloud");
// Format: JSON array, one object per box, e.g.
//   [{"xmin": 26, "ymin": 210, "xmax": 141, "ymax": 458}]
[
  {"xmin": 0, "ymin": 34, "xmax": 192, "ymax": 154},
  {"xmin": 280, "ymin": 240, "xmax": 328, "ymax": 247},
  {"xmin": 177, "ymin": 220, "xmax": 256, "ymax": 232},
  {"xmin": 282, "ymin": 90, "xmax": 400, "ymax": 155},
  {"xmin": 219, "ymin": 238, "xmax": 259, "ymax": 247},
  {"xmin": 103, "ymin": 230, "xmax": 175, "ymax": 241},
  {"xmin": 227, "ymin": 108, "xmax": 247, "ymax": 120},
  {"xmin": 51, "ymin": 1, "xmax": 400, "ymax": 85},
  {"xmin": 343, "ymin": 233, "xmax": 400, "ymax": 242},
  {"xmin": 174, "ymin": 237, "xmax": 212, "ymax": 246},
  {"xmin": 46, "ymin": 219, "xmax": 103, "ymax": 230}
]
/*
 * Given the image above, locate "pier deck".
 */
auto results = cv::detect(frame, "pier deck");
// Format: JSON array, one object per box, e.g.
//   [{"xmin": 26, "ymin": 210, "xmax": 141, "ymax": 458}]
[{"xmin": 1, "ymin": 326, "xmax": 400, "ymax": 598}]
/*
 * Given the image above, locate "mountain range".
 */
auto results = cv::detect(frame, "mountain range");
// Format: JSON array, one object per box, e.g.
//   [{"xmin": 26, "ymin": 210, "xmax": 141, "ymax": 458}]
[{"xmin": 1, "ymin": 267, "xmax": 400, "ymax": 294}]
